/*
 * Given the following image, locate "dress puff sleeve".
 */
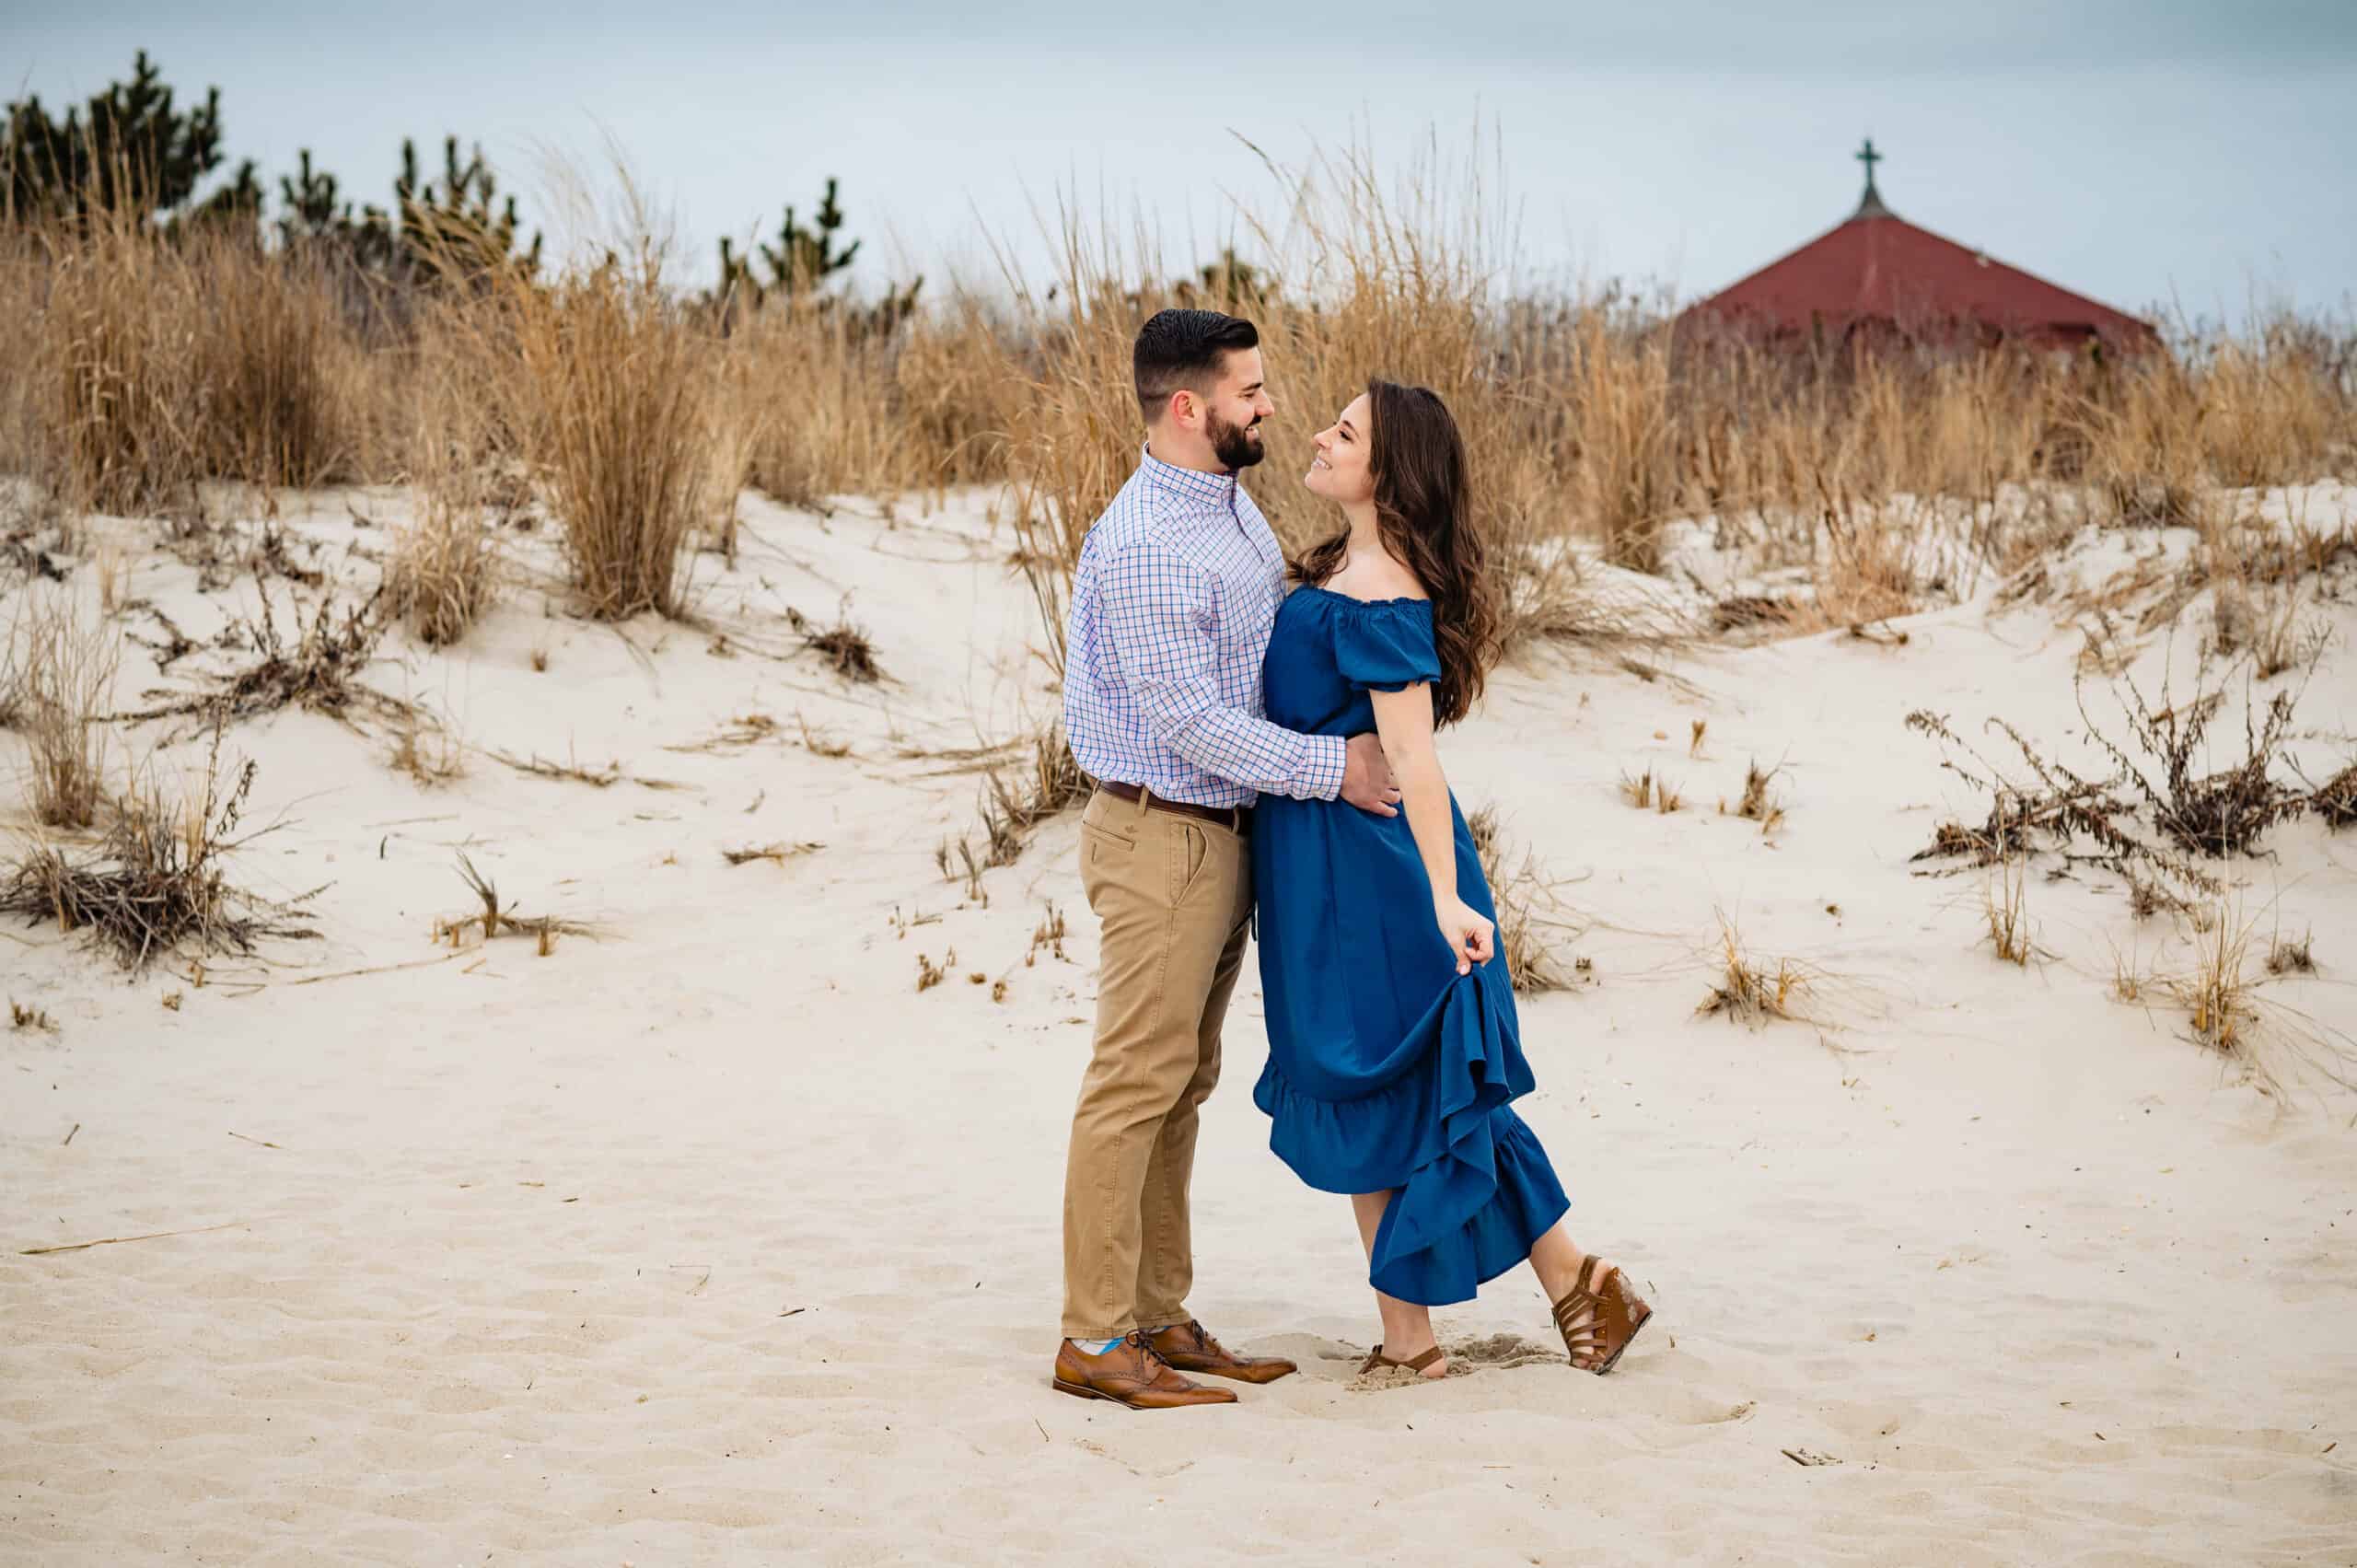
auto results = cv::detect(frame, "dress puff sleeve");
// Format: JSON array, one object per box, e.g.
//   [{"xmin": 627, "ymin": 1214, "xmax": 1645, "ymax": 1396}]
[{"xmin": 1332, "ymin": 598, "xmax": 1442, "ymax": 693}]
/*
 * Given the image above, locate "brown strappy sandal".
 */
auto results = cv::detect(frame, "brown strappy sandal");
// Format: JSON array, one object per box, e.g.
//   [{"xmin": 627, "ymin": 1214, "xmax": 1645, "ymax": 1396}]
[
  {"xmin": 1550, "ymin": 1256, "xmax": 1653, "ymax": 1375},
  {"xmin": 1358, "ymin": 1343, "xmax": 1446, "ymax": 1378}
]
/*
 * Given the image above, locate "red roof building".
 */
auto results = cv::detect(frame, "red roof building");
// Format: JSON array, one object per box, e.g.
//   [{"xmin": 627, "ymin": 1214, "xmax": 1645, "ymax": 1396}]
[{"xmin": 1681, "ymin": 142, "xmax": 2159, "ymax": 354}]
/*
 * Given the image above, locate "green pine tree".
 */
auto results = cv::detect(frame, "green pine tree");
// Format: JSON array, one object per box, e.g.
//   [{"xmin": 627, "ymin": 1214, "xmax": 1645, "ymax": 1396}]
[{"xmin": 2, "ymin": 50, "xmax": 230, "ymax": 222}]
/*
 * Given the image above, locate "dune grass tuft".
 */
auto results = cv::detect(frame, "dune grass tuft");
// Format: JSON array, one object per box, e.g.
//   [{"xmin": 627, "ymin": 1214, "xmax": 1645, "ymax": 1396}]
[
  {"xmin": 1466, "ymin": 804, "xmax": 1585, "ymax": 994},
  {"xmin": 1696, "ymin": 911, "xmax": 1811, "ymax": 1028},
  {"xmin": 0, "ymin": 719, "xmax": 318, "ymax": 972},
  {"xmin": 7, "ymin": 587, "xmax": 122, "ymax": 828}
]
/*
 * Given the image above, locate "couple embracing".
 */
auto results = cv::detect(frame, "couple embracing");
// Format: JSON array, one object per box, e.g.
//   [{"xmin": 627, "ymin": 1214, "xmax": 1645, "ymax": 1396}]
[{"xmin": 1052, "ymin": 308, "xmax": 1655, "ymax": 1409}]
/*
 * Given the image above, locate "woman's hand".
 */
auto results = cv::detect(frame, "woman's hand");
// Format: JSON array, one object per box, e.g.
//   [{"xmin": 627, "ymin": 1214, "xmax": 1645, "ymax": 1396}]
[{"xmin": 1434, "ymin": 896, "xmax": 1494, "ymax": 975}]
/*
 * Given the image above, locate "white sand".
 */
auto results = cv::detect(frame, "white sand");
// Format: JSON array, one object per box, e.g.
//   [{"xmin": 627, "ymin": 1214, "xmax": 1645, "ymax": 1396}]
[{"xmin": 5, "ymin": 484, "xmax": 2355, "ymax": 1565}]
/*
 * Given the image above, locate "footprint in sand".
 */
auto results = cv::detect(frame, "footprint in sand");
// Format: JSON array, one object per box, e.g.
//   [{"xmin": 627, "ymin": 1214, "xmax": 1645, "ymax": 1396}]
[{"xmin": 1342, "ymin": 1332, "xmax": 1566, "ymax": 1392}]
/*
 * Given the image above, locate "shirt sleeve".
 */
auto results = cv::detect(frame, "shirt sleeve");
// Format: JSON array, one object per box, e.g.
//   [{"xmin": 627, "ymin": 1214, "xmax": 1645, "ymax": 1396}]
[
  {"xmin": 1333, "ymin": 600, "xmax": 1443, "ymax": 692},
  {"xmin": 1097, "ymin": 540, "xmax": 1345, "ymax": 801}
]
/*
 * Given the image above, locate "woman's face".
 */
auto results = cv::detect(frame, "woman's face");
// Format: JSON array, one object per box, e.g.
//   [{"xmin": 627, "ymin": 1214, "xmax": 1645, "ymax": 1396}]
[{"xmin": 1304, "ymin": 393, "xmax": 1375, "ymax": 505}]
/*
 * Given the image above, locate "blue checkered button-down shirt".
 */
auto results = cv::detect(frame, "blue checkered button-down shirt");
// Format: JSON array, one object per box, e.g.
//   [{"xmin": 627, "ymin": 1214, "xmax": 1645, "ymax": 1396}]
[{"xmin": 1063, "ymin": 446, "xmax": 1347, "ymax": 807}]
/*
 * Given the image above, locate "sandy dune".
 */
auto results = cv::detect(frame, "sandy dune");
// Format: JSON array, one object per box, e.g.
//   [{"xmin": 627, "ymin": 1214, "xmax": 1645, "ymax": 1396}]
[{"xmin": 5, "ymin": 484, "xmax": 2355, "ymax": 1565}]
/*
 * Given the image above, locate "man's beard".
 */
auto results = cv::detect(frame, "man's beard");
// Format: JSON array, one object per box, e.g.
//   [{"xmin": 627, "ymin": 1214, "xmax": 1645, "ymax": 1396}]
[{"xmin": 1207, "ymin": 409, "xmax": 1266, "ymax": 470}]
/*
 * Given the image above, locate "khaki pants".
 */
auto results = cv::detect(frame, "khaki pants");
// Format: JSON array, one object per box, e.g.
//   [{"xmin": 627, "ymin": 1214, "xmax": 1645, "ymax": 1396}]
[{"xmin": 1060, "ymin": 787, "xmax": 1254, "ymax": 1340}]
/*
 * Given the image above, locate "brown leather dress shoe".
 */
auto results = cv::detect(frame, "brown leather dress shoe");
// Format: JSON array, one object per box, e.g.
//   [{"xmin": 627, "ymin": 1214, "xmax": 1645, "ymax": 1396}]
[
  {"xmin": 1147, "ymin": 1318, "xmax": 1298, "ymax": 1385},
  {"xmin": 1052, "ymin": 1331, "xmax": 1237, "ymax": 1410}
]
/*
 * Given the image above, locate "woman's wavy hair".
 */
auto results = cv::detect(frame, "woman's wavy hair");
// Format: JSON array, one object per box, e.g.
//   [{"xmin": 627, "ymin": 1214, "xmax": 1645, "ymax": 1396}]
[{"xmin": 1293, "ymin": 378, "xmax": 1498, "ymax": 727}]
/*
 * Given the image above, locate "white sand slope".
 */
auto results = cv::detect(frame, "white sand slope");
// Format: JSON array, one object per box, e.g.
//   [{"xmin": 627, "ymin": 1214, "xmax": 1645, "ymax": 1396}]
[{"xmin": 4, "ymin": 485, "xmax": 2355, "ymax": 1566}]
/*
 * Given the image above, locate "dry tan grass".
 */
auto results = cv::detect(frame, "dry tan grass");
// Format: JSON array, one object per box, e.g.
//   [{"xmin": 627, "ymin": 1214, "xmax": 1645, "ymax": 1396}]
[
  {"xmin": 2265, "ymin": 929, "xmax": 2315, "ymax": 976},
  {"xmin": 181, "ymin": 233, "xmax": 358, "ymax": 493},
  {"xmin": 728, "ymin": 296, "xmax": 1015, "ymax": 513},
  {"xmin": 1732, "ymin": 759, "xmax": 1786, "ymax": 834},
  {"xmin": 430, "ymin": 853, "xmax": 595, "ymax": 957},
  {"xmin": 2165, "ymin": 900, "xmax": 2258, "ymax": 1059},
  {"xmin": 2207, "ymin": 576, "xmax": 2330, "ymax": 680},
  {"xmin": 385, "ymin": 319, "xmax": 505, "ymax": 645},
  {"xmin": 24, "ymin": 209, "xmax": 206, "ymax": 517},
  {"xmin": 479, "ymin": 242, "xmax": 733, "ymax": 621},
  {"xmin": 387, "ymin": 709, "xmax": 464, "ymax": 787},
  {"xmin": 977, "ymin": 725, "xmax": 1090, "ymax": 868},
  {"xmin": 8, "ymin": 586, "xmax": 122, "ymax": 828},
  {"xmin": 0, "ymin": 144, "xmax": 2349, "ymax": 654},
  {"xmin": 1696, "ymin": 910, "xmax": 1811, "ymax": 1027},
  {"xmin": 15, "ymin": 215, "xmax": 370, "ymax": 518},
  {"xmin": 1465, "ymin": 803, "xmax": 1585, "ymax": 994},
  {"xmin": 1984, "ymin": 849, "xmax": 2033, "ymax": 966}
]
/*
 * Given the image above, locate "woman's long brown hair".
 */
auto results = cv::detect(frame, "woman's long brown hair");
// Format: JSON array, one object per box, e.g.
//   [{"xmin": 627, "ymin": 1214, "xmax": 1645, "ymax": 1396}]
[{"xmin": 1293, "ymin": 379, "xmax": 1498, "ymax": 727}]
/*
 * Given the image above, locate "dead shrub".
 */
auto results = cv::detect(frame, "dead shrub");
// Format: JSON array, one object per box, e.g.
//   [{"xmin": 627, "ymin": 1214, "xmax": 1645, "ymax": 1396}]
[
  {"xmin": 0, "ymin": 720, "xmax": 318, "ymax": 971},
  {"xmin": 786, "ymin": 600, "xmax": 880, "ymax": 682},
  {"xmin": 120, "ymin": 587, "xmax": 399, "ymax": 733},
  {"xmin": 1903, "ymin": 701, "xmax": 2230, "ymax": 912},
  {"xmin": 2081, "ymin": 675, "xmax": 2305, "ymax": 858},
  {"xmin": 2311, "ymin": 761, "xmax": 2357, "ymax": 829}
]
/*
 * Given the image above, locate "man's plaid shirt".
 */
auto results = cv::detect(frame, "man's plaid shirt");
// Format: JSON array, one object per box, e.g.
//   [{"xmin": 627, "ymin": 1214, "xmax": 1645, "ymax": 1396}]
[{"xmin": 1062, "ymin": 446, "xmax": 1346, "ymax": 808}]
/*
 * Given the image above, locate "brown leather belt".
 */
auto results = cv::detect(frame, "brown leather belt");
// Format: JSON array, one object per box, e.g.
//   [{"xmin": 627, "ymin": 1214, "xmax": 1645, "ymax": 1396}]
[{"xmin": 1096, "ymin": 780, "xmax": 1252, "ymax": 835}]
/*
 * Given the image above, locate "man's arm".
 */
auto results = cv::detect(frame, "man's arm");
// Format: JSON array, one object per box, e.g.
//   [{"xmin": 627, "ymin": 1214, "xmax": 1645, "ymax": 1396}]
[{"xmin": 1097, "ymin": 540, "xmax": 1344, "ymax": 800}]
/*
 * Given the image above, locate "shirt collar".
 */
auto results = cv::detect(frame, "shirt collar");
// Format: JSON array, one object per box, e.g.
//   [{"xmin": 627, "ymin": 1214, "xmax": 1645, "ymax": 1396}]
[{"xmin": 1139, "ymin": 442, "xmax": 1237, "ymax": 509}]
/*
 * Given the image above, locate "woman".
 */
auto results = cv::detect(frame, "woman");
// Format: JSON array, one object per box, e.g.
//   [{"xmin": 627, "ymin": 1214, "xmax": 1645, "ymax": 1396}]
[{"xmin": 1250, "ymin": 379, "xmax": 1653, "ymax": 1380}]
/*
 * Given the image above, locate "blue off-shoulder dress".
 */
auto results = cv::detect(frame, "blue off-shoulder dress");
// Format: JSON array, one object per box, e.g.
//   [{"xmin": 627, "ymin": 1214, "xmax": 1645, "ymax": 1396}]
[{"xmin": 1250, "ymin": 587, "xmax": 1570, "ymax": 1307}]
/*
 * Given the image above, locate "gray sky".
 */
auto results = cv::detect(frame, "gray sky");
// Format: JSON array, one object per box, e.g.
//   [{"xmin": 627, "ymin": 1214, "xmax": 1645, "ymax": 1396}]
[{"xmin": 7, "ymin": 1, "xmax": 2353, "ymax": 320}]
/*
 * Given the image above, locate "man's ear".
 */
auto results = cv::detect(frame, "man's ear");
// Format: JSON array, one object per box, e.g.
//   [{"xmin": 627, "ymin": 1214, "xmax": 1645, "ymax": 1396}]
[{"xmin": 1167, "ymin": 387, "xmax": 1199, "ymax": 429}]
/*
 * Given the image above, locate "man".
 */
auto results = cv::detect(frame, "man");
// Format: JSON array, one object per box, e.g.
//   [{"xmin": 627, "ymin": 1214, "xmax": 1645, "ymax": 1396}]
[{"xmin": 1052, "ymin": 308, "xmax": 1399, "ymax": 1411}]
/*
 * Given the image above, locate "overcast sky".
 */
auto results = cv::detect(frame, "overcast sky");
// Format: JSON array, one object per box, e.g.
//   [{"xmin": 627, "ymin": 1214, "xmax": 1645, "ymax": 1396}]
[{"xmin": 7, "ymin": 1, "xmax": 2352, "ymax": 320}]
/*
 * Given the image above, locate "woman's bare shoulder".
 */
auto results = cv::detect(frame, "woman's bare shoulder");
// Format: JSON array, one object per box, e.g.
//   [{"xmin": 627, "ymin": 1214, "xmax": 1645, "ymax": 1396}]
[{"xmin": 1328, "ymin": 554, "xmax": 1429, "ymax": 604}]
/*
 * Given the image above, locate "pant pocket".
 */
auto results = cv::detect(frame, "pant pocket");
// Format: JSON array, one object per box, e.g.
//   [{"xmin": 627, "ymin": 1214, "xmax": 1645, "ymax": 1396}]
[{"xmin": 1168, "ymin": 822, "xmax": 1208, "ymax": 906}]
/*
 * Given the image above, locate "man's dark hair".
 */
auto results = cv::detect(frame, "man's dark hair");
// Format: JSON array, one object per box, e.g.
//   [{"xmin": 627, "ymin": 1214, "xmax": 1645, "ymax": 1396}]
[{"xmin": 1132, "ymin": 308, "xmax": 1259, "ymax": 422}]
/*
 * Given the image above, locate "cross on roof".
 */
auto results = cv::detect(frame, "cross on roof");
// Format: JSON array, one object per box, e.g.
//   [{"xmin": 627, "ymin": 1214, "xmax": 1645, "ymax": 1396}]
[{"xmin": 1852, "ymin": 136, "xmax": 1892, "ymax": 218}]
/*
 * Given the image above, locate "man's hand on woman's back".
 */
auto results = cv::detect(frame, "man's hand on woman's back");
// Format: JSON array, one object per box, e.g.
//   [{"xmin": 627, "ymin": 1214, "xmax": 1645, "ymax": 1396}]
[{"xmin": 1341, "ymin": 732, "xmax": 1403, "ymax": 818}]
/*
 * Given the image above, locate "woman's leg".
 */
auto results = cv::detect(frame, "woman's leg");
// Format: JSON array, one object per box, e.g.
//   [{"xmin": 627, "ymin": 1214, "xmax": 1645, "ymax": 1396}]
[
  {"xmin": 1352, "ymin": 1191, "xmax": 1447, "ymax": 1377},
  {"xmin": 1528, "ymin": 1216, "xmax": 1651, "ymax": 1373},
  {"xmin": 1525, "ymin": 1219, "xmax": 1590, "ymax": 1304}
]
